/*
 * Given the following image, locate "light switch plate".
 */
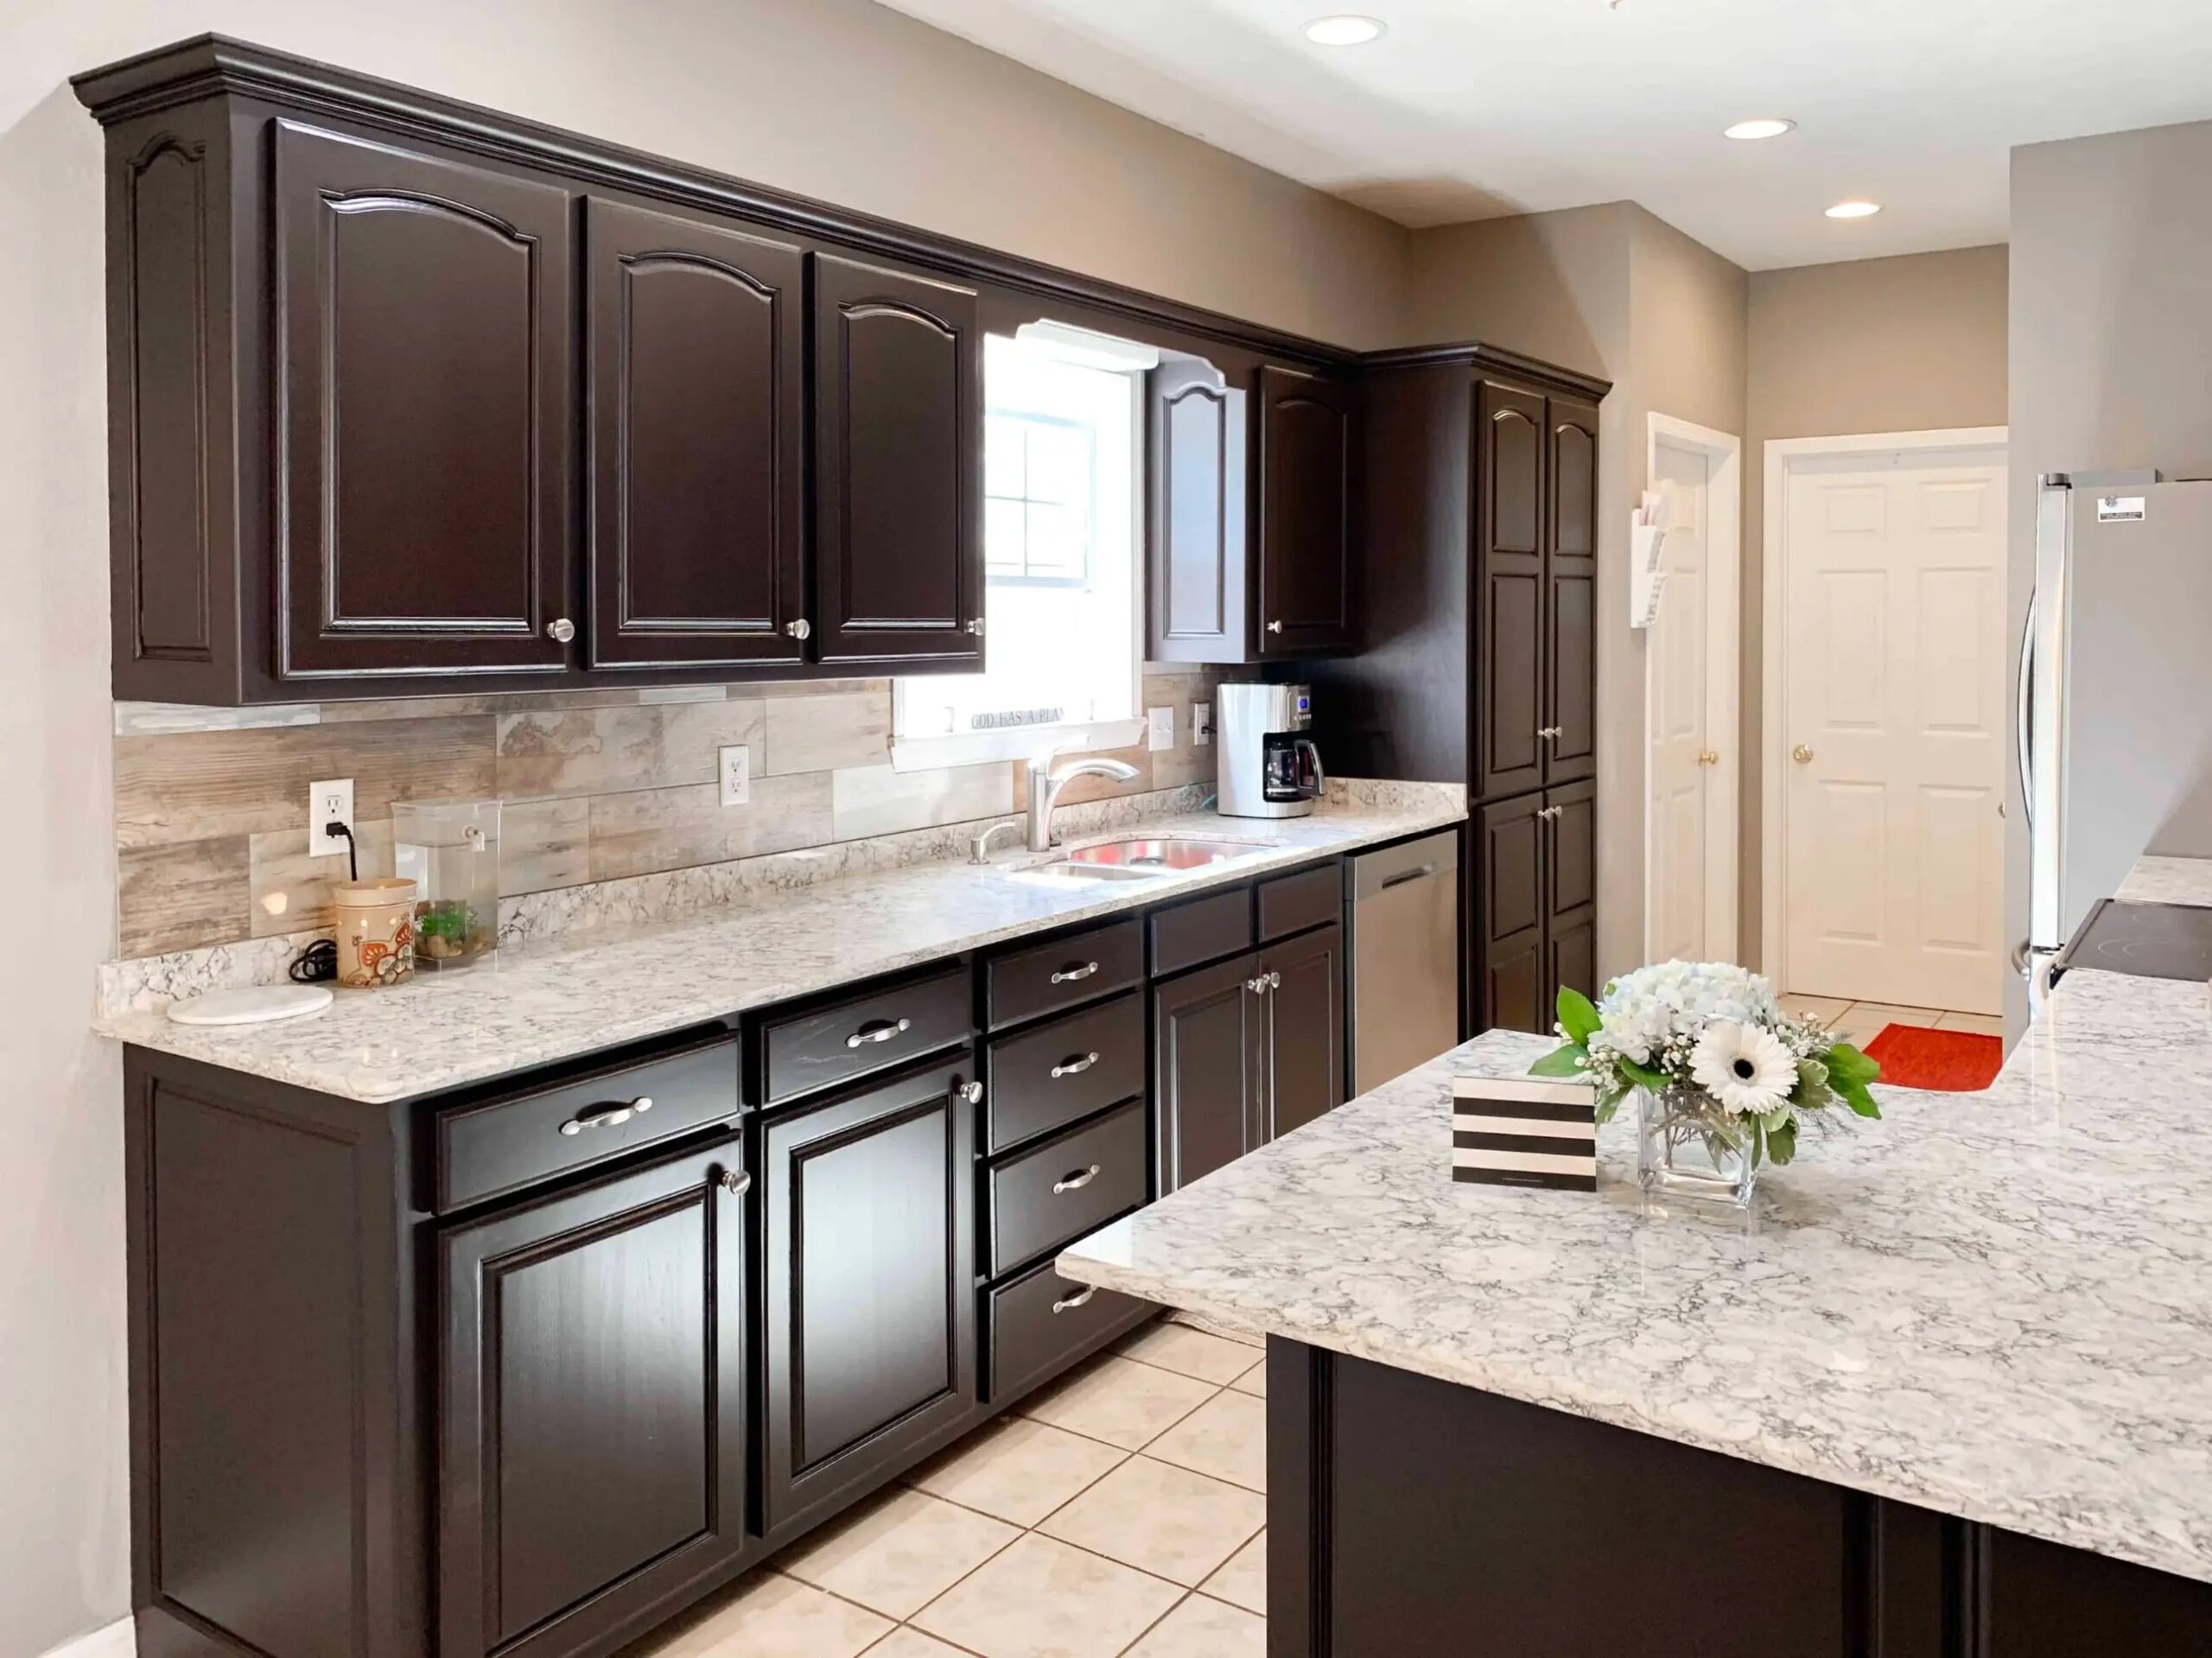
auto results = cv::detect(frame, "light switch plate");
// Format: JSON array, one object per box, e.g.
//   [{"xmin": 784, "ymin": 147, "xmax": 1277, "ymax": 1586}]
[
  {"xmin": 718, "ymin": 744, "xmax": 751, "ymax": 807},
  {"xmin": 308, "ymin": 778, "xmax": 354, "ymax": 857},
  {"xmin": 1147, "ymin": 705, "xmax": 1175, "ymax": 753},
  {"xmin": 1192, "ymin": 702, "xmax": 1213, "ymax": 747}
]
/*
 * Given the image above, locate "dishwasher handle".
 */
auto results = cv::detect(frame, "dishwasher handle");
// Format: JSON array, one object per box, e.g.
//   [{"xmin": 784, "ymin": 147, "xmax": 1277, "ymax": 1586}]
[{"xmin": 1380, "ymin": 863, "xmax": 1438, "ymax": 892}]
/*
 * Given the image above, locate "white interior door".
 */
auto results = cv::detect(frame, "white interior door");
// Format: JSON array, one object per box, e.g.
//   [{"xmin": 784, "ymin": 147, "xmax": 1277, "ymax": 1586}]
[
  {"xmin": 1647, "ymin": 423, "xmax": 1739, "ymax": 965},
  {"xmin": 1781, "ymin": 449, "xmax": 2006, "ymax": 1013}
]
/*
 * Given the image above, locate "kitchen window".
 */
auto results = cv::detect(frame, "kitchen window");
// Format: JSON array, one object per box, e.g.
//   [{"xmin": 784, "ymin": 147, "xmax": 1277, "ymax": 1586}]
[{"xmin": 891, "ymin": 325, "xmax": 1155, "ymax": 769}]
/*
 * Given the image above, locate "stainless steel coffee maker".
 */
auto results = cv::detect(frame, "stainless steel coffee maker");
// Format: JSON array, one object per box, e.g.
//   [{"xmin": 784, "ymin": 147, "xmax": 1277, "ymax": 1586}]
[{"xmin": 1217, "ymin": 683, "xmax": 1325, "ymax": 818}]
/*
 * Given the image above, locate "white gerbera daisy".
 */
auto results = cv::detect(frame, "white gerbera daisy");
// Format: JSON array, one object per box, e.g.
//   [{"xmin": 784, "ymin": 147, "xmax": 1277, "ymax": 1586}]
[{"xmin": 1689, "ymin": 1020, "xmax": 1796, "ymax": 1115}]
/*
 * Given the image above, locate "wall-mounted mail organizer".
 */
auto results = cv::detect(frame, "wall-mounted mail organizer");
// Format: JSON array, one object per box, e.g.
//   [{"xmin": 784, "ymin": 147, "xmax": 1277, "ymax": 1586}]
[{"xmin": 1630, "ymin": 491, "xmax": 1669, "ymax": 629}]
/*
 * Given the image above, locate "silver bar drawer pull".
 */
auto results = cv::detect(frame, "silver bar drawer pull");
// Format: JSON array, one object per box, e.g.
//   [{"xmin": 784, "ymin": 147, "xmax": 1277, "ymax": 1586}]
[
  {"xmin": 560, "ymin": 1096, "xmax": 652, "ymax": 1136},
  {"xmin": 1050, "ymin": 961, "xmax": 1100, "ymax": 984},
  {"xmin": 1052, "ymin": 1285, "xmax": 1097, "ymax": 1314},
  {"xmin": 1052, "ymin": 1164, "xmax": 1102, "ymax": 1195},
  {"xmin": 1050, "ymin": 1051, "xmax": 1101, "ymax": 1080},
  {"xmin": 846, "ymin": 1016, "xmax": 913, "ymax": 1049}
]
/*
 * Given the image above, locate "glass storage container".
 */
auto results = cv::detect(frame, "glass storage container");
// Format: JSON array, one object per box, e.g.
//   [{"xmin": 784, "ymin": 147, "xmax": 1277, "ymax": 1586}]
[{"xmin": 391, "ymin": 799, "xmax": 501, "ymax": 969}]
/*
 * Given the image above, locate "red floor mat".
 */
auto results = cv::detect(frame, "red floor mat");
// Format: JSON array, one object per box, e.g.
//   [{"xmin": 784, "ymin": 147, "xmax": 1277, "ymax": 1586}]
[{"xmin": 1863, "ymin": 1024, "xmax": 2002, "ymax": 1092}]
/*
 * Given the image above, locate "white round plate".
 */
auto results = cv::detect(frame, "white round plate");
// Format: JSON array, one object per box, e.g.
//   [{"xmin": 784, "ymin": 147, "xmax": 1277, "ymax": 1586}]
[{"xmin": 166, "ymin": 984, "xmax": 335, "ymax": 1026}]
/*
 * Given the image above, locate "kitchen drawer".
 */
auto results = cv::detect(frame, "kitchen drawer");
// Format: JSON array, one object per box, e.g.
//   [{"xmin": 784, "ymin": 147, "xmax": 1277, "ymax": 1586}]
[
  {"xmin": 1148, "ymin": 886, "xmax": 1255, "ymax": 978},
  {"xmin": 987, "ymin": 1096, "xmax": 1147, "ymax": 1279},
  {"xmin": 984, "ymin": 992, "xmax": 1146, "ymax": 1155},
  {"xmin": 985, "ymin": 1256, "xmax": 1151, "ymax": 1405},
  {"xmin": 1257, "ymin": 860, "xmax": 1341, "ymax": 943},
  {"xmin": 763, "ymin": 966, "xmax": 971, "ymax": 1106},
  {"xmin": 434, "ymin": 1027, "xmax": 741, "ymax": 1212},
  {"xmin": 987, "ymin": 917, "xmax": 1143, "ymax": 1032}
]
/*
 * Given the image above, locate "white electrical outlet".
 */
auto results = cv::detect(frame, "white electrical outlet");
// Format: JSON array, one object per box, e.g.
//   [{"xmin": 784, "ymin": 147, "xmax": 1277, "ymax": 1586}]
[
  {"xmin": 1193, "ymin": 702, "xmax": 1213, "ymax": 747},
  {"xmin": 719, "ymin": 744, "xmax": 752, "ymax": 807},
  {"xmin": 308, "ymin": 778, "xmax": 355, "ymax": 857},
  {"xmin": 1147, "ymin": 705, "xmax": 1175, "ymax": 753}
]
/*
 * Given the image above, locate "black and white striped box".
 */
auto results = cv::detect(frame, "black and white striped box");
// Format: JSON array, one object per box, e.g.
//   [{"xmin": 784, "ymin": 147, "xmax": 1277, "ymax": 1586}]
[{"xmin": 1451, "ymin": 1076, "xmax": 1598, "ymax": 1191}]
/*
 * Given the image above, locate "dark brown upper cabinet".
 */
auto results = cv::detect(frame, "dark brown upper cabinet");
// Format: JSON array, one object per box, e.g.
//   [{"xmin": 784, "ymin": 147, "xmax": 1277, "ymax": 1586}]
[
  {"xmin": 1476, "ymin": 379, "xmax": 1548, "ymax": 801},
  {"xmin": 1255, "ymin": 364, "xmax": 1357, "ymax": 657},
  {"xmin": 274, "ymin": 120, "xmax": 575, "ymax": 682},
  {"xmin": 813, "ymin": 254, "xmax": 983, "ymax": 668},
  {"xmin": 1147, "ymin": 361, "xmax": 1248, "ymax": 663},
  {"xmin": 1545, "ymin": 398, "xmax": 1600, "ymax": 785},
  {"xmin": 585, "ymin": 199, "xmax": 805, "ymax": 670}
]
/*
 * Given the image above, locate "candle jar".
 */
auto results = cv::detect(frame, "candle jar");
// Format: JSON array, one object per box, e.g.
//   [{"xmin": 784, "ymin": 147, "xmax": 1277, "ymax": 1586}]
[
  {"xmin": 331, "ymin": 878, "xmax": 417, "ymax": 988},
  {"xmin": 392, "ymin": 799, "xmax": 502, "ymax": 970}
]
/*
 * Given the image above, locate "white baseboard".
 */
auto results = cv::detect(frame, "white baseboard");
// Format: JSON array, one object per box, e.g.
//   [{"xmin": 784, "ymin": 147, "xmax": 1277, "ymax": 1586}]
[{"xmin": 37, "ymin": 1617, "xmax": 134, "ymax": 1658}]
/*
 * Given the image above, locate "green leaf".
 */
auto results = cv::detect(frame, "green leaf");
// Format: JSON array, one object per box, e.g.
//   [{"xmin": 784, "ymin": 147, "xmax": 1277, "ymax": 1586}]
[
  {"xmin": 1836, "ymin": 1076, "xmax": 1883, "ymax": 1119},
  {"xmin": 1766, "ymin": 1118, "xmax": 1799, "ymax": 1164},
  {"xmin": 1556, "ymin": 986, "xmax": 1603, "ymax": 1045},
  {"xmin": 1529, "ymin": 1043, "xmax": 1589, "ymax": 1078},
  {"xmin": 1747, "ymin": 1120, "xmax": 1764, "ymax": 1169},
  {"xmin": 1826, "ymin": 1042, "xmax": 1881, "ymax": 1086},
  {"xmin": 1791, "ymin": 1058, "xmax": 1835, "ymax": 1114},
  {"xmin": 1617, "ymin": 1055, "xmax": 1669, "ymax": 1094}
]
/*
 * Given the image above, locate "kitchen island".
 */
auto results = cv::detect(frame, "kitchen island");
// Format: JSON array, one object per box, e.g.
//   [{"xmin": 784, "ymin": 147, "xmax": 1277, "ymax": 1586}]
[{"xmin": 1059, "ymin": 966, "xmax": 2212, "ymax": 1656}]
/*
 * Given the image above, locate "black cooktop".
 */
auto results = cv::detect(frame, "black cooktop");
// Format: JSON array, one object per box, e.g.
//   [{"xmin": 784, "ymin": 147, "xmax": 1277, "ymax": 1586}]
[{"xmin": 2054, "ymin": 898, "xmax": 2212, "ymax": 982}]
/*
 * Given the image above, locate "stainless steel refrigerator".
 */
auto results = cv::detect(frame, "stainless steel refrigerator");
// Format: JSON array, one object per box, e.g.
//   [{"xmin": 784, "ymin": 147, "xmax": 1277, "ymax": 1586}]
[{"xmin": 2022, "ymin": 473, "xmax": 2212, "ymax": 989}]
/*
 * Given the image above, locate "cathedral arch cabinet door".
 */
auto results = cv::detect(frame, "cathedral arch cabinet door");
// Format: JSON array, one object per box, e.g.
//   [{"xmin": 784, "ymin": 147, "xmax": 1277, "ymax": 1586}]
[
  {"xmin": 272, "ymin": 121, "xmax": 575, "ymax": 680},
  {"xmin": 438, "ymin": 1138, "xmax": 753, "ymax": 1658},
  {"xmin": 584, "ymin": 198, "xmax": 807, "ymax": 668},
  {"xmin": 1255, "ymin": 364, "xmax": 1358, "ymax": 657},
  {"xmin": 812, "ymin": 253, "xmax": 984, "ymax": 667},
  {"xmin": 1544, "ymin": 397, "xmax": 1601, "ymax": 786},
  {"xmin": 1475, "ymin": 380, "xmax": 1548, "ymax": 801}
]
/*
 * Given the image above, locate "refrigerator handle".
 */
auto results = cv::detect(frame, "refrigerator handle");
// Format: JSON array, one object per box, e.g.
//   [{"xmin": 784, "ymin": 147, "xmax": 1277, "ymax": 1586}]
[{"xmin": 2015, "ymin": 587, "xmax": 2037, "ymax": 832}]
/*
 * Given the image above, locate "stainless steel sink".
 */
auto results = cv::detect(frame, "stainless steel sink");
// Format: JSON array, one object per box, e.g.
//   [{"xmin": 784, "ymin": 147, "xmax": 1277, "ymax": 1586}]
[{"xmin": 1004, "ymin": 835, "xmax": 1275, "ymax": 885}]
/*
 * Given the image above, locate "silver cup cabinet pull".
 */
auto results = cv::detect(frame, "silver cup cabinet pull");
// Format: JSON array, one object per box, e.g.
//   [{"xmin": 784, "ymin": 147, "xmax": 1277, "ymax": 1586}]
[
  {"xmin": 545, "ymin": 617, "xmax": 576, "ymax": 643},
  {"xmin": 559, "ymin": 1096, "xmax": 652, "ymax": 1136},
  {"xmin": 1052, "ymin": 1285, "xmax": 1097, "ymax": 1314},
  {"xmin": 719, "ymin": 1169, "xmax": 752, "ymax": 1197},
  {"xmin": 957, "ymin": 1080, "xmax": 985, "ymax": 1105},
  {"xmin": 785, "ymin": 618, "xmax": 812, "ymax": 640},
  {"xmin": 1052, "ymin": 1165, "xmax": 1102, "ymax": 1195},
  {"xmin": 846, "ymin": 1016, "xmax": 913, "ymax": 1049},
  {"xmin": 1050, "ymin": 1051, "xmax": 1101, "ymax": 1080},
  {"xmin": 1049, "ymin": 961, "xmax": 1100, "ymax": 985}
]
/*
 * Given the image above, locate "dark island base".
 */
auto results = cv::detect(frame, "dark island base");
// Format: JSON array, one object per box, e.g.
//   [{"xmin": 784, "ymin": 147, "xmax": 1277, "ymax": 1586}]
[{"xmin": 1264, "ymin": 1338, "xmax": 2211, "ymax": 1658}]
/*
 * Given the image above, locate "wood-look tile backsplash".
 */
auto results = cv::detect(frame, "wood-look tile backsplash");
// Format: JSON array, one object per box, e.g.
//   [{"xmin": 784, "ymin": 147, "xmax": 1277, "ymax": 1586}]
[{"xmin": 111, "ymin": 671, "xmax": 1224, "ymax": 957}]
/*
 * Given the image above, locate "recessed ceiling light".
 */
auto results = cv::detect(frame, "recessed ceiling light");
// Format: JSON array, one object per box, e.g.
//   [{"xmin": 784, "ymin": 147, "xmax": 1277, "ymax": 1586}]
[
  {"xmin": 1305, "ymin": 15, "xmax": 1386, "ymax": 46},
  {"xmin": 1825, "ymin": 200, "xmax": 1883, "ymax": 219},
  {"xmin": 1724, "ymin": 118, "xmax": 1796, "ymax": 141}
]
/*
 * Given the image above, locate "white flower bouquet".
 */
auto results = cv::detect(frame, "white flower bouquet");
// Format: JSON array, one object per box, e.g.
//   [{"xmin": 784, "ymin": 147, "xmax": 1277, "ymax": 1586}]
[{"xmin": 1529, "ymin": 962, "xmax": 1881, "ymax": 1169}]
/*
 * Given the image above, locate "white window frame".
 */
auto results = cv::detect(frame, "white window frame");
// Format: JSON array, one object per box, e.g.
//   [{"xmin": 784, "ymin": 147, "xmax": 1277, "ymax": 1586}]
[{"xmin": 890, "ymin": 323, "xmax": 1158, "ymax": 772}]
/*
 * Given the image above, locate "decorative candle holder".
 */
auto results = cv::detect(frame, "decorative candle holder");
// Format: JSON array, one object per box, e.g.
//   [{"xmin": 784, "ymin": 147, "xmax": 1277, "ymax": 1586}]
[{"xmin": 331, "ymin": 878, "xmax": 416, "ymax": 988}]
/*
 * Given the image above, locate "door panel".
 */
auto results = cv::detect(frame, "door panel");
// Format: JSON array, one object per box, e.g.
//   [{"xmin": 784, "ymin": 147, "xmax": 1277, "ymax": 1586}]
[
  {"xmin": 1149, "ymin": 362, "xmax": 1249, "ymax": 663},
  {"xmin": 1546, "ymin": 779, "xmax": 1598, "ymax": 1008},
  {"xmin": 1649, "ymin": 436, "xmax": 1713, "ymax": 962},
  {"xmin": 439, "ymin": 1140, "xmax": 748, "ymax": 1658},
  {"xmin": 762, "ymin": 1058, "xmax": 976, "ymax": 1531},
  {"xmin": 586, "ymin": 199, "xmax": 804, "ymax": 668},
  {"xmin": 1783, "ymin": 453, "xmax": 2006, "ymax": 1011},
  {"xmin": 814, "ymin": 255, "xmax": 982, "ymax": 665},
  {"xmin": 1154, "ymin": 952, "xmax": 1262, "ymax": 1193},
  {"xmin": 274, "ymin": 121, "xmax": 571, "ymax": 679},
  {"xmin": 1256, "ymin": 365, "xmax": 1357, "ymax": 656},
  {"xmin": 1545, "ymin": 399, "xmax": 1599, "ymax": 784},
  {"xmin": 1264, "ymin": 922, "xmax": 1344, "ymax": 1140},
  {"xmin": 1476, "ymin": 382, "xmax": 1547, "ymax": 800},
  {"xmin": 1478, "ymin": 793, "xmax": 1545, "ymax": 1033}
]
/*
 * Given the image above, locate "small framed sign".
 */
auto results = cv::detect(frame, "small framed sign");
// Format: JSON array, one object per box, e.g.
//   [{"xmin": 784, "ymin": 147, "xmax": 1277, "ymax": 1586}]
[{"xmin": 1452, "ymin": 1076, "xmax": 1598, "ymax": 1191}]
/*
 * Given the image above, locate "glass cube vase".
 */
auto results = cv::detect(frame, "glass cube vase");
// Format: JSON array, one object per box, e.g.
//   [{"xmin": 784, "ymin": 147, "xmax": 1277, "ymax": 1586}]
[{"xmin": 1637, "ymin": 1086, "xmax": 1759, "ymax": 1209}]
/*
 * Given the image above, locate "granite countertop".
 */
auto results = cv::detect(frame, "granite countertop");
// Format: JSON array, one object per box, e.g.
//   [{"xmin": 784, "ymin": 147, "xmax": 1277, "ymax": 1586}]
[
  {"xmin": 2114, "ymin": 853, "xmax": 2212, "ymax": 908},
  {"xmin": 96, "ymin": 799, "xmax": 1463, "ymax": 1104},
  {"xmin": 1061, "ymin": 966, "xmax": 2212, "ymax": 1586}
]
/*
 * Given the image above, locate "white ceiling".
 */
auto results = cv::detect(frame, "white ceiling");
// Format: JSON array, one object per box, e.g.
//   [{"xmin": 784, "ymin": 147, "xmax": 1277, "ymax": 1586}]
[{"xmin": 871, "ymin": 0, "xmax": 2212, "ymax": 270}]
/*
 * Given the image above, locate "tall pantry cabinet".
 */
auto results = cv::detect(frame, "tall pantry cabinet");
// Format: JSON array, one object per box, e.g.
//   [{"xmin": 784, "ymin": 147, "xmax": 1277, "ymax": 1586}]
[{"xmin": 1305, "ymin": 346, "xmax": 1609, "ymax": 1037}]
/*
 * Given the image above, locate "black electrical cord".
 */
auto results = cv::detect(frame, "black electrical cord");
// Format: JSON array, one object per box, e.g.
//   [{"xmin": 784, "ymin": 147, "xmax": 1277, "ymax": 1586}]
[{"xmin": 287, "ymin": 821, "xmax": 359, "ymax": 985}]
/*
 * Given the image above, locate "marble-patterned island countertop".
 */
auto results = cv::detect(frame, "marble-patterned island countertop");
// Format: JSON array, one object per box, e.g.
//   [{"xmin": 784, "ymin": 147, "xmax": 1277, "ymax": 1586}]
[
  {"xmin": 2114, "ymin": 851, "xmax": 2212, "ymax": 908},
  {"xmin": 1061, "ymin": 965, "xmax": 2212, "ymax": 1587},
  {"xmin": 95, "ymin": 797, "xmax": 1462, "ymax": 1104}
]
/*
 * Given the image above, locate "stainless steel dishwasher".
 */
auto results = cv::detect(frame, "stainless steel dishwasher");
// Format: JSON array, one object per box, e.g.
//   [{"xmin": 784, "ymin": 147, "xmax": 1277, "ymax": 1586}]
[{"xmin": 1345, "ymin": 829, "xmax": 1461, "ymax": 1095}]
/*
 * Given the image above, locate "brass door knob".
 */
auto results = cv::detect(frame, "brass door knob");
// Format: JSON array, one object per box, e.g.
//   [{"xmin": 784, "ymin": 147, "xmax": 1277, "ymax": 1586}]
[
  {"xmin": 1792, "ymin": 744, "xmax": 1815, "ymax": 765},
  {"xmin": 1697, "ymin": 748, "xmax": 1719, "ymax": 767}
]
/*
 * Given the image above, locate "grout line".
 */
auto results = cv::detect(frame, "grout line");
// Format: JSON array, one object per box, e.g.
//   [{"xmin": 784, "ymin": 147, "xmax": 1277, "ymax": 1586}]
[{"xmin": 1109, "ymin": 1587, "xmax": 1192, "ymax": 1658}]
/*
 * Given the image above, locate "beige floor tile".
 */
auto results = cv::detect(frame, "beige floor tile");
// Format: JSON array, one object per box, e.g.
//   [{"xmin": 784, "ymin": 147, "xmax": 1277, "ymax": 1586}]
[
  {"xmin": 781, "ymin": 1488, "xmax": 1018, "ymax": 1620},
  {"xmin": 860, "ymin": 1631, "xmax": 969, "ymax": 1658},
  {"xmin": 908, "ymin": 1415, "xmax": 1128, "ymax": 1528},
  {"xmin": 1778, "ymin": 994, "xmax": 1849, "ymax": 1026},
  {"xmin": 1019, "ymin": 1354, "xmax": 1217, "ymax": 1452},
  {"xmin": 1145, "ymin": 1390, "xmax": 1267, "ymax": 1493},
  {"xmin": 911, "ymin": 1533, "xmax": 1182, "ymax": 1658},
  {"xmin": 1122, "ymin": 1594, "xmax": 1266, "ymax": 1658},
  {"xmin": 640, "ymin": 1571, "xmax": 891, "ymax": 1658},
  {"xmin": 1037, "ymin": 1455, "xmax": 1265, "ymax": 1587},
  {"xmin": 1227, "ymin": 1356, "xmax": 1265, "ymax": 1399},
  {"xmin": 1117, "ymin": 1321, "xmax": 1264, "ymax": 1385},
  {"xmin": 1936, "ymin": 1011, "xmax": 2006, "ymax": 1036},
  {"xmin": 1200, "ymin": 1529, "xmax": 1264, "ymax": 1615}
]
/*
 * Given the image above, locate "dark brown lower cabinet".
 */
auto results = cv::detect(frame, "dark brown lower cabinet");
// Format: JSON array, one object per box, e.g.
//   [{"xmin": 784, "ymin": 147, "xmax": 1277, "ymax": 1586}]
[
  {"xmin": 1543, "ymin": 778, "xmax": 1597, "ymax": 1013},
  {"xmin": 1262, "ymin": 922, "xmax": 1344, "ymax": 1140},
  {"xmin": 761, "ymin": 1056, "xmax": 978, "ymax": 1534},
  {"xmin": 439, "ymin": 1139, "xmax": 752, "ymax": 1658},
  {"xmin": 1477, "ymin": 785, "xmax": 1595, "ymax": 1033}
]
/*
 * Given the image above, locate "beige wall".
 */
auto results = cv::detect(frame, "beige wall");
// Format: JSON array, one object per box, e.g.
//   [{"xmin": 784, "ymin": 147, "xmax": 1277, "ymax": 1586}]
[
  {"xmin": 0, "ymin": 0, "xmax": 1409, "ymax": 1648},
  {"xmin": 1742, "ymin": 246, "xmax": 2010, "ymax": 964}
]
